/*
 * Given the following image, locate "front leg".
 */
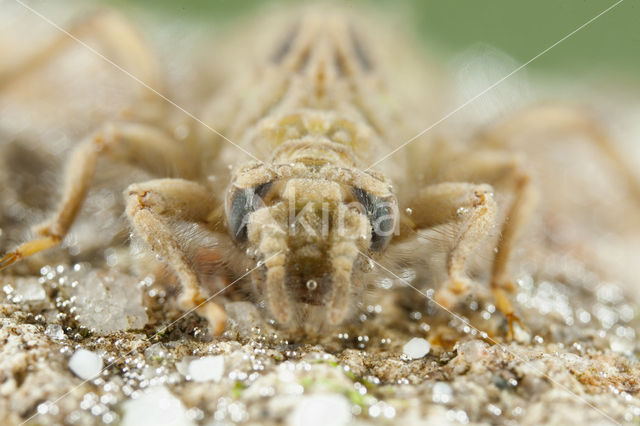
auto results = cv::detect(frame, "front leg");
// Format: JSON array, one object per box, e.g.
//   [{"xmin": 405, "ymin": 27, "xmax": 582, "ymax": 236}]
[
  {"xmin": 439, "ymin": 151, "xmax": 533, "ymax": 294},
  {"xmin": 404, "ymin": 183, "xmax": 497, "ymax": 309},
  {"xmin": 126, "ymin": 178, "xmax": 227, "ymax": 335}
]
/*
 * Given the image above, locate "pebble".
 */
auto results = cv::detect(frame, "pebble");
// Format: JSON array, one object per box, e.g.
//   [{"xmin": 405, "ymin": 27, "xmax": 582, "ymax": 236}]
[
  {"xmin": 72, "ymin": 270, "xmax": 148, "ymax": 333},
  {"xmin": 177, "ymin": 356, "xmax": 224, "ymax": 382},
  {"xmin": 456, "ymin": 340, "xmax": 488, "ymax": 363},
  {"xmin": 121, "ymin": 386, "xmax": 195, "ymax": 426},
  {"xmin": 13, "ymin": 278, "xmax": 46, "ymax": 302},
  {"xmin": 45, "ymin": 324, "xmax": 66, "ymax": 340},
  {"xmin": 610, "ymin": 336, "xmax": 634, "ymax": 355},
  {"xmin": 225, "ymin": 301, "xmax": 264, "ymax": 334},
  {"xmin": 288, "ymin": 394, "xmax": 352, "ymax": 426},
  {"xmin": 69, "ymin": 349, "xmax": 103, "ymax": 380},
  {"xmin": 145, "ymin": 342, "xmax": 168, "ymax": 360},
  {"xmin": 402, "ymin": 337, "xmax": 431, "ymax": 359}
]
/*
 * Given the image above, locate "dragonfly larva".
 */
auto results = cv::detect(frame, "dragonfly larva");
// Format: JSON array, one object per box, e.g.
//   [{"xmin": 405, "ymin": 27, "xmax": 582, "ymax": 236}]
[{"xmin": 2, "ymin": 6, "xmax": 637, "ymax": 337}]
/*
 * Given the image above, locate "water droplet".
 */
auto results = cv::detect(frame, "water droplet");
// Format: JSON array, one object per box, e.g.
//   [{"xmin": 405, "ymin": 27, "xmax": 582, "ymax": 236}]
[
  {"xmin": 305, "ymin": 279, "xmax": 318, "ymax": 291},
  {"xmin": 487, "ymin": 404, "xmax": 502, "ymax": 416}
]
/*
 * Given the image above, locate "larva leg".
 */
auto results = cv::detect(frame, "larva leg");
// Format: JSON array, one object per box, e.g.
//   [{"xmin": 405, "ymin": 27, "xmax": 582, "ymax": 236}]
[
  {"xmin": 405, "ymin": 182, "xmax": 497, "ymax": 310},
  {"xmin": 476, "ymin": 103, "xmax": 640, "ymax": 202},
  {"xmin": 439, "ymin": 152, "xmax": 532, "ymax": 335},
  {"xmin": 125, "ymin": 178, "xmax": 226, "ymax": 335},
  {"xmin": 0, "ymin": 122, "xmax": 192, "ymax": 270},
  {"xmin": 0, "ymin": 10, "xmax": 161, "ymax": 93}
]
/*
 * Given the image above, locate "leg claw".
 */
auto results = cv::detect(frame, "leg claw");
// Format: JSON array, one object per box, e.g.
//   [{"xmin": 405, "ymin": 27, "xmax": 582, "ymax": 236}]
[
  {"xmin": 0, "ymin": 252, "xmax": 18, "ymax": 271},
  {"xmin": 506, "ymin": 312, "xmax": 526, "ymax": 340},
  {"xmin": 196, "ymin": 302, "xmax": 227, "ymax": 336}
]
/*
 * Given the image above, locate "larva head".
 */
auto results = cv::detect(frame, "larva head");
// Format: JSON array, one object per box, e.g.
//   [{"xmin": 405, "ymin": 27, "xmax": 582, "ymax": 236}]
[{"xmin": 225, "ymin": 164, "xmax": 397, "ymax": 330}]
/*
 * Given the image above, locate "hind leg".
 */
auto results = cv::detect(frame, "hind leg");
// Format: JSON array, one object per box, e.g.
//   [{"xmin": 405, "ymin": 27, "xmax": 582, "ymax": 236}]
[
  {"xmin": 0, "ymin": 10, "xmax": 161, "ymax": 92},
  {"xmin": 476, "ymin": 103, "xmax": 640, "ymax": 201}
]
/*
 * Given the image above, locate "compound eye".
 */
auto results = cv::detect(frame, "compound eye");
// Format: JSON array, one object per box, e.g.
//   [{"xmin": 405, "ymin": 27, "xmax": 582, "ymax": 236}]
[
  {"xmin": 226, "ymin": 182, "xmax": 272, "ymax": 242},
  {"xmin": 353, "ymin": 188, "xmax": 397, "ymax": 251}
]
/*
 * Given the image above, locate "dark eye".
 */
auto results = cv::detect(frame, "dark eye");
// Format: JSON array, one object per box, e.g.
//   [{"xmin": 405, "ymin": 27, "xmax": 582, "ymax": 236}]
[
  {"xmin": 226, "ymin": 182, "xmax": 272, "ymax": 242},
  {"xmin": 353, "ymin": 188, "xmax": 397, "ymax": 251}
]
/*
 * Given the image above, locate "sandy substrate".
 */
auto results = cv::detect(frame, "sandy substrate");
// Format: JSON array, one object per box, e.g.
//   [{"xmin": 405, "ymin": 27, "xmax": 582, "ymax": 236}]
[{"xmin": 0, "ymin": 246, "xmax": 639, "ymax": 425}]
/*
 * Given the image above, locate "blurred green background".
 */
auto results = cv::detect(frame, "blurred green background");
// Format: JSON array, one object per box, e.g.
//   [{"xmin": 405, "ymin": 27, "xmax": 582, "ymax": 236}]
[{"xmin": 102, "ymin": 0, "xmax": 639, "ymax": 78}]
